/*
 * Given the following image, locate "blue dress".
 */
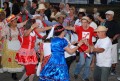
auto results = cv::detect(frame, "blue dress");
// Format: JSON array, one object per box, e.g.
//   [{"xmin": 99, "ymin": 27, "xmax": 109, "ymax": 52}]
[{"xmin": 39, "ymin": 37, "xmax": 70, "ymax": 81}]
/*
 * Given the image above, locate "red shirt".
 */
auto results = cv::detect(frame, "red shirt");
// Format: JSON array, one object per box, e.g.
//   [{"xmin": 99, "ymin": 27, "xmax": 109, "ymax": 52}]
[{"xmin": 75, "ymin": 26, "xmax": 95, "ymax": 52}]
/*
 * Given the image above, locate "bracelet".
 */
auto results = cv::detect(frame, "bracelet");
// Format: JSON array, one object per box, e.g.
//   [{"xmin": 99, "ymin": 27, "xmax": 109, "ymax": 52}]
[{"xmin": 31, "ymin": 26, "xmax": 34, "ymax": 30}]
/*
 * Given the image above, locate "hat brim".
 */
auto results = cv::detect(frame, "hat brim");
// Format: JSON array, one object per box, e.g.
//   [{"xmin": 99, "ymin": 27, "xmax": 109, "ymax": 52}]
[
  {"xmin": 94, "ymin": 28, "xmax": 108, "ymax": 32},
  {"xmin": 36, "ymin": 8, "xmax": 46, "ymax": 11},
  {"xmin": 55, "ymin": 15, "xmax": 66, "ymax": 20},
  {"xmin": 6, "ymin": 16, "xmax": 17, "ymax": 24}
]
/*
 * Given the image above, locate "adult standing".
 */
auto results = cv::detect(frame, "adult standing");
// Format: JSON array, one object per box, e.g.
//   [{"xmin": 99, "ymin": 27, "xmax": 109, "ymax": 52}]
[
  {"xmin": 104, "ymin": 10, "xmax": 120, "ymax": 75},
  {"xmin": 93, "ymin": 26, "xmax": 112, "ymax": 81},
  {"xmin": 0, "ymin": 9, "xmax": 6, "ymax": 73},
  {"xmin": 65, "ymin": 16, "xmax": 96, "ymax": 81},
  {"xmin": 1, "ymin": 14, "xmax": 26, "ymax": 80}
]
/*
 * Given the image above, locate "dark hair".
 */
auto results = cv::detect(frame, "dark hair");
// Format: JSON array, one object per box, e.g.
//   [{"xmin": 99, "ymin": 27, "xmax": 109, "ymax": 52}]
[
  {"xmin": 3, "ymin": 2, "xmax": 9, "ymax": 8},
  {"xmin": 54, "ymin": 25, "xmax": 64, "ymax": 36},
  {"xmin": 78, "ymin": 12, "xmax": 85, "ymax": 17},
  {"xmin": 53, "ymin": 5, "xmax": 60, "ymax": 12},
  {"xmin": 32, "ymin": 0, "xmax": 38, "ymax": 4},
  {"xmin": 99, "ymin": 12, "xmax": 106, "ymax": 19},
  {"xmin": 24, "ymin": 19, "xmax": 36, "ymax": 30},
  {"xmin": 87, "ymin": 14, "xmax": 95, "ymax": 21}
]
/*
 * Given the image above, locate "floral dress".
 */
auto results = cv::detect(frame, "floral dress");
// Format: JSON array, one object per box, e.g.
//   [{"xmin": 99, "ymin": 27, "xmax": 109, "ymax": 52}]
[{"xmin": 1, "ymin": 24, "xmax": 24, "ymax": 73}]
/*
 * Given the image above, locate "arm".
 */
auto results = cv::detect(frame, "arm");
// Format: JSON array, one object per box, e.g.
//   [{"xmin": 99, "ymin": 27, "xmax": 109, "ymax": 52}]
[
  {"xmin": 64, "ymin": 26, "xmax": 75, "ymax": 32},
  {"xmin": 111, "ymin": 34, "xmax": 120, "ymax": 42},
  {"xmin": 17, "ymin": 20, "xmax": 27, "ymax": 28},
  {"xmin": 35, "ymin": 26, "xmax": 52, "ymax": 33},
  {"xmin": 93, "ymin": 47, "xmax": 105, "ymax": 53},
  {"xmin": 24, "ymin": 23, "xmax": 39, "ymax": 36},
  {"xmin": 39, "ymin": 42, "xmax": 44, "ymax": 62},
  {"xmin": 96, "ymin": 16, "xmax": 105, "ymax": 23},
  {"xmin": 65, "ymin": 40, "xmax": 83, "ymax": 54}
]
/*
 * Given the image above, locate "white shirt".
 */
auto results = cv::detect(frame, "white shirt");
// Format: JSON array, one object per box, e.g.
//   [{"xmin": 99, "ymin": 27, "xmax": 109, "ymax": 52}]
[
  {"xmin": 64, "ymin": 37, "xmax": 76, "ymax": 58},
  {"xmin": 43, "ymin": 43, "xmax": 51, "ymax": 57},
  {"xmin": 95, "ymin": 37, "xmax": 112, "ymax": 67},
  {"xmin": 90, "ymin": 21, "xmax": 97, "ymax": 42},
  {"xmin": 74, "ymin": 19, "xmax": 81, "ymax": 26}
]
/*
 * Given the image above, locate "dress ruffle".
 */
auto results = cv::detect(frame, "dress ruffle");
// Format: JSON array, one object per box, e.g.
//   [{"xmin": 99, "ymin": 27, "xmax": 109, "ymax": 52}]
[{"xmin": 15, "ymin": 48, "xmax": 38, "ymax": 65}]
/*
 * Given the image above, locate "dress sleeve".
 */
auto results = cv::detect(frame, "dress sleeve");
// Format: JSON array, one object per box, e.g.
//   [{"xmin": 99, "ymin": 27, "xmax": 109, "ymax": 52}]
[{"xmin": 63, "ymin": 38, "xmax": 68, "ymax": 49}]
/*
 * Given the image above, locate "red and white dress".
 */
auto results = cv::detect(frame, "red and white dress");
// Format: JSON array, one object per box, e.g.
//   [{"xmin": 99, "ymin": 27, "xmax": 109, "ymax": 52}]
[{"xmin": 15, "ymin": 31, "xmax": 38, "ymax": 65}]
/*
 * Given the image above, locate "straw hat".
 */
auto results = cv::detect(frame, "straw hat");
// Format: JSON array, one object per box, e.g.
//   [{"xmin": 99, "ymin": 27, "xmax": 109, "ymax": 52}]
[
  {"xmin": 37, "ymin": 4, "xmax": 46, "ymax": 11},
  {"xmin": 94, "ymin": 26, "xmax": 108, "ymax": 32},
  {"xmin": 81, "ymin": 16, "xmax": 90, "ymax": 22},
  {"xmin": 6, "ymin": 14, "xmax": 17, "ymax": 23},
  {"xmin": 79, "ymin": 8, "xmax": 86, "ymax": 13},
  {"xmin": 55, "ymin": 12, "xmax": 66, "ymax": 20}
]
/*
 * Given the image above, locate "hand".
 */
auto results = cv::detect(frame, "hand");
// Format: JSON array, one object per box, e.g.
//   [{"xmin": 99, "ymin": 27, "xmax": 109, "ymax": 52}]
[
  {"xmin": 84, "ymin": 48, "xmax": 91, "ymax": 53},
  {"xmin": 83, "ymin": 39, "xmax": 89, "ymax": 46},
  {"xmin": 25, "ymin": 9, "xmax": 28, "ymax": 14},
  {"xmin": 31, "ymin": 23, "xmax": 39, "ymax": 29},
  {"xmin": 89, "ymin": 45, "xmax": 94, "ymax": 53},
  {"xmin": 77, "ymin": 40, "xmax": 84, "ymax": 47}
]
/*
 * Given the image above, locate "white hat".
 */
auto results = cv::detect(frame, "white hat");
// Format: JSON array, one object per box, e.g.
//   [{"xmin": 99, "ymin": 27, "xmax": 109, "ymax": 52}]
[
  {"xmin": 37, "ymin": 4, "xmax": 46, "ymax": 11},
  {"xmin": 94, "ymin": 26, "xmax": 108, "ymax": 32},
  {"xmin": 105, "ymin": 10, "xmax": 114, "ymax": 16},
  {"xmin": 79, "ymin": 8, "xmax": 86, "ymax": 13},
  {"xmin": 55, "ymin": 12, "xmax": 66, "ymax": 20}
]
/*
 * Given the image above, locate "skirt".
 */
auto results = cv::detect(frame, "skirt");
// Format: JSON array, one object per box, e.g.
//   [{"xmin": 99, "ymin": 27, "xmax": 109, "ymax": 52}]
[{"xmin": 1, "ymin": 40, "xmax": 24, "ymax": 73}]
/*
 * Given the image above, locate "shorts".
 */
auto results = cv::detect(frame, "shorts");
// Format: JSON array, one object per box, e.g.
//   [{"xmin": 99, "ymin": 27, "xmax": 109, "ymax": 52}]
[{"xmin": 111, "ymin": 43, "xmax": 118, "ymax": 64}]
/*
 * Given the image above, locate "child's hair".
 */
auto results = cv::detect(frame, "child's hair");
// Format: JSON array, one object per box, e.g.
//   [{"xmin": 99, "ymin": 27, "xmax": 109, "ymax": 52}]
[
  {"xmin": 24, "ymin": 19, "xmax": 36, "ymax": 30},
  {"xmin": 54, "ymin": 25, "xmax": 64, "ymax": 36}
]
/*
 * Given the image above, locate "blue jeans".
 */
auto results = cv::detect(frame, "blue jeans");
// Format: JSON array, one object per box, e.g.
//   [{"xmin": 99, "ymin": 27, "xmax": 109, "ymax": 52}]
[{"xmin": 74, "ymin": 52, "xmax": 93, "ymax": 79}]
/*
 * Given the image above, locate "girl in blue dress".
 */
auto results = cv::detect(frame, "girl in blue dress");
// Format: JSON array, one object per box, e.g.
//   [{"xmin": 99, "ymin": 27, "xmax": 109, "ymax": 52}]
[{"xmin": 39, "ymin": 25, "xmax": 84, "ymax": 81}]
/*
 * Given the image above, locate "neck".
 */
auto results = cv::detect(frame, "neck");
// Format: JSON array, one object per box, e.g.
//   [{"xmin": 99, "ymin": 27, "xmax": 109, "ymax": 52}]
[
  {"xmin": 99, "ymin": 35, "xmax": 107, "ymax": 39},
  {"xmin": 83, "ymin": 26, "xmax": 89, "ymax": 30},
  {"xmin": 10, "ymin": 25, "xmax": 16, "ymax": 29},
  {"xmin": 108, "ymin": 18, "xmax": 113, "ymax": 21}
]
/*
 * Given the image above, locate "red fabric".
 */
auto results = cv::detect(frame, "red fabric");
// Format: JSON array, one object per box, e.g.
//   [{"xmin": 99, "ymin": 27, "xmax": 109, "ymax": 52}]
[
  {"xmin": 42, "ymin": 21, "xmax": 47, "ymax": 27},
  {"xmin": 15, "ymin": 51, "xmax": 38, "ymax": 65},
  {"xmin": 25, "ymin": 64, "xmax": 36, "ymax": 76},
  {"xmin": 41, "ymin": 55, "xmax": 51, "ymax": 71},
  {"xmin": 18, "ymin": 16, "xmax": 22, "ymax": 23},
  {"xmin": 18, "ymin": 35, "xmax": 22, "ymax": 43},
  {"xmin": 18, "ymin": 14, "xmax": 28, "ymax": 23},
  {"xmin": 34, "ymin": 29, "xmax": 43, "ymax": 38},
  {"xmin": 21, "ymin": 35, "xmax": 36, "ymax": 49},
  {"xmin": 75, "ymin": 26, "xmax": 94, "ymax": 52}
]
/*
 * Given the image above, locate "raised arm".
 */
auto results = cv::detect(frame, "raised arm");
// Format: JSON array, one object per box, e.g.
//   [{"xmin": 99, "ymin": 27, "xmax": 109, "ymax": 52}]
[
  {"xmin": 64, "ymin": 40, "xmax": 83, "ymax": 54},
  {"xmin": 24, "ymin": 23, "xmax": 39, "ymax": 36},
  {"xmin": 35, "ymin": 26, "xmax": 52, "ymax": 33},
  {"xmin": 64, "ymin": 26, "xmax": 75, "ymax": 32}
]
